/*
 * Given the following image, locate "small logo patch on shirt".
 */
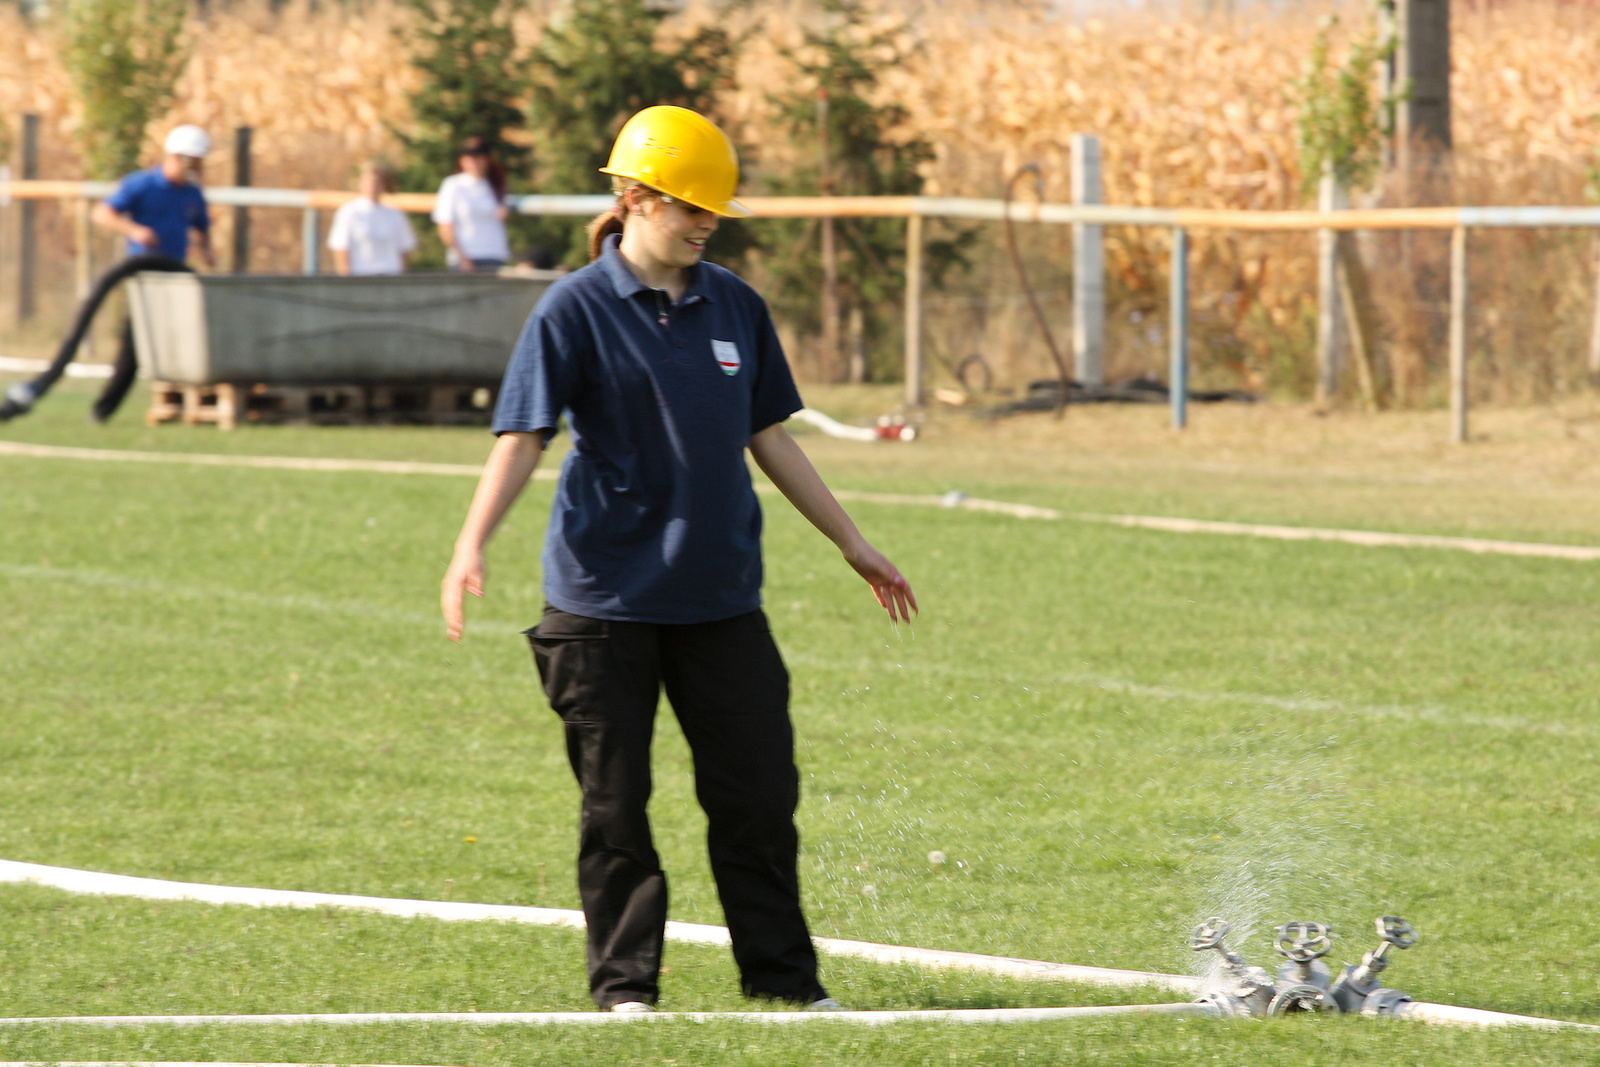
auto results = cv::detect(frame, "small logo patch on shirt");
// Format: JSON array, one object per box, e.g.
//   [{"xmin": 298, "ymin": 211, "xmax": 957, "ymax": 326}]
[{"xmin": 712, "ymin": 339, "xmax": 741, "ymax": 376}]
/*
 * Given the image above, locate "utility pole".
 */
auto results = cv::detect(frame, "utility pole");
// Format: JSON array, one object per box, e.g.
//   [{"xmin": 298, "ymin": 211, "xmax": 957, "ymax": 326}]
[
  {"xmin": 18, "ymin": 114, "xmax": 39, "ymax": 323},
  {"xmin": 817, "ymin": 88, "xmax": 840, "ymax": 382},
  {"xmin": 232, "ymin": 126, "xmax": 252, "ymax": 273},
  {"xmin": 1070, "ymin": 133, "xmax": 1105, "ymax": 388},
  {"xmin": 1376, "ymin": 0, "xmax": 1397, "ymax": 172},
  {"xmin": 1395, "ymin": 0, "xmax": 1451, "ymax": 175}
]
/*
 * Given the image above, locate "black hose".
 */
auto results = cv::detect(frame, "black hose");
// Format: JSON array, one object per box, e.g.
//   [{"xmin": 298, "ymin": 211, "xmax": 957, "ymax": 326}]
[
  {"xmin": 1, "ymin": 254, "xmax": 193, "ymax": 423},
  {"xmin": 1003, "ymin": 164, "xmax": 1072, "ymax": 419}
]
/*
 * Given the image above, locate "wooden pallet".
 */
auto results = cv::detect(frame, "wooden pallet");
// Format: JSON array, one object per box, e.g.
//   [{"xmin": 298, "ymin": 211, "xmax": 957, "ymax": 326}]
[
  {"xmin": 145, "ymin": 381, "xmax": 495, "ymax": 430},
  {"xmin": 145, "ymin": 382, "xmax": 246, "ymax": 429}
]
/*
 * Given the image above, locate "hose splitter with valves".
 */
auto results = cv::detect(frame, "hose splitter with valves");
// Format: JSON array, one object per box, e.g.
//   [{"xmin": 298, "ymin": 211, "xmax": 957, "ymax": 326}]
[{"xmin": 1189, "ymin": 916, "xmax": 1418, "ymax": 1018}]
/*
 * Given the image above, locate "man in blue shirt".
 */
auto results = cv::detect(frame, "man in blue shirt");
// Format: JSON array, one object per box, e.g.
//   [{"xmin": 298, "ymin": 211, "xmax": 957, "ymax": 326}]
[
  {"xmin": 87, "ymin": 126, "xmax": 215, "ymax": 422},
  {"xmin": 92, "ymin": 125, "xmax": 216, "ymax": 267}
]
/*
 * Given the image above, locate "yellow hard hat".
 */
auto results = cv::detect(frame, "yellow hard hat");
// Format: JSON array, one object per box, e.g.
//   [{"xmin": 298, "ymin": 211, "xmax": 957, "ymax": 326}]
[{"xmin": 601, "ymin": 106, "xmax": 752, "ymax": 219}]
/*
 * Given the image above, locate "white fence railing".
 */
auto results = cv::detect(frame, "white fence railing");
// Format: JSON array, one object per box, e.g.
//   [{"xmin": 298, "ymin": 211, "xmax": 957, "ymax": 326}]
[{"xmin": 7, "ymin": 177, "xmax": 1600, "ymax": 441}]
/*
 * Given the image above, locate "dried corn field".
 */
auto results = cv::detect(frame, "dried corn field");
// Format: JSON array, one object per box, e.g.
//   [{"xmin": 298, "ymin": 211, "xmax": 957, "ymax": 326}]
[{"xmin": 3, "ymin": 0, "xmax": 1599, "ymax": 404}]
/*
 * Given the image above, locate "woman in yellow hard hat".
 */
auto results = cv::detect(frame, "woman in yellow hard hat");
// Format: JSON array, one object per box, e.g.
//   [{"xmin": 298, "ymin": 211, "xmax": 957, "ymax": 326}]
[{"xmin": 441, "ymin": 106, "xmax": 916, "ymax": 1013}]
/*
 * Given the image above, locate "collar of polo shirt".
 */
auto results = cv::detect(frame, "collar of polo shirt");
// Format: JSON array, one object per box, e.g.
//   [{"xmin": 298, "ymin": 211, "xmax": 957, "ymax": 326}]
[{"xmin": 599, "ymin": 233, "xmax": 714, "ymax": 304}]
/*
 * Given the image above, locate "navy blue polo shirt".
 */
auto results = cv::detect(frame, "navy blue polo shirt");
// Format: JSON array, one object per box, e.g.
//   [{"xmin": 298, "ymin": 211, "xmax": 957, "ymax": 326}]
[
  {"xmin": 103, "ymin": 167, "xmax": 209, "ymax": 260},
  {"xmin": 493, "ymin": 234, "xmax": 805, "ymax": 624}
]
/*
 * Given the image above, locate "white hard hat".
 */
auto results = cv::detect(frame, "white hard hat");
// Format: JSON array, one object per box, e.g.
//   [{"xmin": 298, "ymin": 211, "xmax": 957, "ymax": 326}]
[{"xmin": 164, "ymin": 125, "xmax": 211, "ymax": 159}]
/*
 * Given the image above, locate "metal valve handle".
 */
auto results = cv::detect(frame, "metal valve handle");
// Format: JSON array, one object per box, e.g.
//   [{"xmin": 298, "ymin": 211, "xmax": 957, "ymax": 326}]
[
  {"xmin": 1274, "ymin": 921, "xmax": 1332, "ymax": 962},
  {"xmin": 1375, "ymin": 916, "xmax": 1418, "ymax": 951},
  {"xmin": 1189, "ymin": 917, "xmax": 1231, "ymax": 953},
  {"xmin": 1346, "ymin": 916, "xmax": 1420, "ymax": 991}
]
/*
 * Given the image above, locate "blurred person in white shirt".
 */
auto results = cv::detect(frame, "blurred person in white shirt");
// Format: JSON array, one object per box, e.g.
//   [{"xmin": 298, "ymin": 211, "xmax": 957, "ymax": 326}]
[
  {"xmin": 431, "ymin": 135, "xmax": 511, "ymax": 272},
  {"xmin": 328, "ymin": 162, "xmax": 417, "ymax": 276}
]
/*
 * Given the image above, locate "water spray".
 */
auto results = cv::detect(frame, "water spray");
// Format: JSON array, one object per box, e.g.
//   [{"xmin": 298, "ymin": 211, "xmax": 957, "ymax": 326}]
[{"xmin": 1190, "ymin": 915, "xmax": 1418, "ymax": 1018}]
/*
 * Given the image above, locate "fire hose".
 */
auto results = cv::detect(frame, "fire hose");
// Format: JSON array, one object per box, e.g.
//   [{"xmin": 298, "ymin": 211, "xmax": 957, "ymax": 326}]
[
  {"xmin": 0, "ymin": 254, "xmax": 193, "ymax": 423},
  {"xmin": 1004, "ymin": 163, "xmax": 1072, "ymax": 419}
]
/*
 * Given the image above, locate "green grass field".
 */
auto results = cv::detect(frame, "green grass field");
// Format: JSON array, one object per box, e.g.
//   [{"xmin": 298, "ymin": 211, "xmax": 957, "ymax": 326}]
[{"xmin": 3, "ymin": 380, "xmax": 1600, "ymax": 1065}]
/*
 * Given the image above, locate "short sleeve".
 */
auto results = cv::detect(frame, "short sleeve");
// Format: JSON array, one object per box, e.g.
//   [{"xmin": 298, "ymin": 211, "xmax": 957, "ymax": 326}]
[
  {"xmin": 491, "ymin": 296, "xmax": 585, "ymax": 440},
  {"xmin": 748, "ymin": 299, "xmax": 804, "ymax": 433},
  {"xmin": 188, "ymin": 188, "xmax": 210, "ymax": 232},
  {"xmin": 326, "ymin": 203, "xmax": 351, "ymax": 251},
  {"xmin": 396, "ymin": 210, "xmax": 418, "ymax": 252},
  {"xmin": 430, "ymin": 178, "xmax": 456, "ymax": 225},
  {"xmin": 103, "ymin": 173, "xmax": 142, "ymax": 215}
]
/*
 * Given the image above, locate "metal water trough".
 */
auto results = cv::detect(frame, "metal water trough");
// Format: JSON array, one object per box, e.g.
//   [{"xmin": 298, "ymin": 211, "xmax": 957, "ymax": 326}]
[{"xmin": 127, "ymin": 272, "xmax": 558, "ymax": 387}]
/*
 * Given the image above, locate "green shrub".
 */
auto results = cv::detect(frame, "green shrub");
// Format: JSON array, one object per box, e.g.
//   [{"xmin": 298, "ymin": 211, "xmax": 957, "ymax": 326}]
[
  {"xmin": 1287, "ymin": 13, "xmax": 1396, "ymax": 194},
  {"xmin": 59, "ymin": 0, "xmax": 189, "ymax": 179},
  {"xmin": 524, "ymin": 0, "xmax": 738, "ymax": 266},
  {"xmin": 762, "ymin": 0, "xmax": 970, "ymax": 381},
  {"xmin": 394, "ymin": 0, "xmax": 529, "ymax": 190}
]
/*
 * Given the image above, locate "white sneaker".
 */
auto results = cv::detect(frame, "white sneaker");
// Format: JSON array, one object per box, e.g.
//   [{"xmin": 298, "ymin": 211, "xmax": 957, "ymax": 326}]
[
  {"xmin": 806, "ymin": 997, "xmax": 846, "ymax": 1011},
  {"xmin": 611, "ymin": 1001, "xmax": 656, "ymax": 1013}
]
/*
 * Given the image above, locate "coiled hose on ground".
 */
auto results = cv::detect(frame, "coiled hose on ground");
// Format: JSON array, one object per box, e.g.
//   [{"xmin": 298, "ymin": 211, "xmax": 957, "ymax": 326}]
[
  {"xmin": 1004, "ymin": 163, "xmax": 1072, "ymax": 419},
  {"xmin": 1, "ymin": 254, "xmax": 193, "ymax": 423}
]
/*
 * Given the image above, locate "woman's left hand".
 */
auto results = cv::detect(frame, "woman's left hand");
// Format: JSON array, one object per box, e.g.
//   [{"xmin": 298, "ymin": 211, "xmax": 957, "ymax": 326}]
[{"xmin": 844, "ymin": 542, "xmax": 919, "ymax": 622}]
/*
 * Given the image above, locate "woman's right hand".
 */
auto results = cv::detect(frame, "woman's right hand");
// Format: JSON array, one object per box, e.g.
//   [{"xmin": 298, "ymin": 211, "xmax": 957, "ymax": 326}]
[
  {"xmin": 441, "ymin": 547, "xmax": 487, "ymax": 642},
  {"xmin": 440, "ymin": 432, "xmax": 544, "ymax": 643}
]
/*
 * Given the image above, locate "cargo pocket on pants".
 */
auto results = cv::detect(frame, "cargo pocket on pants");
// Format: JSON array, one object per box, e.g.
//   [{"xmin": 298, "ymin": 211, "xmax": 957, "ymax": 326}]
[{"xmin": 524, "ymin": 607, "xmax": 611, "ymax": 717}]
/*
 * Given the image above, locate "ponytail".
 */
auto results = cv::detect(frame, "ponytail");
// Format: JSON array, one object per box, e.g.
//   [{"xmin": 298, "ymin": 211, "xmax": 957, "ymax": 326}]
[
  {"xmin": 586, "ymin": 205, "xmax": 625, "ymax": 261},
  {"xmin": 587, "ymin": 182, "xmax": 661, "ymax": 261}
]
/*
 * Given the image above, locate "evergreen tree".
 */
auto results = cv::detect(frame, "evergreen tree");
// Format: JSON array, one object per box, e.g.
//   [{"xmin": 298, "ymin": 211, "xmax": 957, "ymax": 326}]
[
  {"xmin": 1288, "ymin": 15, "xmax": 1395, "ymax": 194},
  {"xmin": 525, "ymin": 0, "xmax": 739, "ymax": 265},
  {"xmin": 764, "ymin": 0, "xmax": 969, "ymax": 381},
  {"xmin": 395, "ymin": 0, "xmax": 529, "ymax": 211},
  {"xmin": 59, "ymin": 0, "xmax": 189, "ymax": 179}
]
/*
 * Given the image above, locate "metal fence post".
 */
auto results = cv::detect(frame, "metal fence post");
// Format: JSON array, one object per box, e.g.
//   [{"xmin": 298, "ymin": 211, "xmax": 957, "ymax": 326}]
[
  {"xmin": 1070, "ymin": 133, "xmax": 1105, "ymax": 387},
  {"xmin": 75, "ymin": 197, "xmax": 93, "ymax": 300},
  {"xmin": 1449, "ymin": 224, "xmax": 1468, "ymax": 443},
  {"xmin": 817, "ymin": 90, "xmax": 841, "ymax": 382},
  {"xmin": 18, "ymin": 113, "xmax": 39, "ymax": 323},
  {"xmin": 301, "ymin": 207, "xmax": 320, "ymax": 275},
  {"xmin": 1170, "ymin": 226, "xmax": 1189, "ymax": 431},
  {"xmin": 903, "ymin": 209, "xmax": 924, "ymax": 406},
  {"xmin": 74, "ymin": 197, "xmax": 94, "ymax": 356},
  {"xmin": 1315, "ymin": 172, "xmax": 1348, "ymax": 406},
  {"xmin": 1588, "ymin": 235, "xmax": 1600, "ymax": 382},
  {"xmin": 232, "ymin": 126, "xmax": 252, "ymax": 273}
]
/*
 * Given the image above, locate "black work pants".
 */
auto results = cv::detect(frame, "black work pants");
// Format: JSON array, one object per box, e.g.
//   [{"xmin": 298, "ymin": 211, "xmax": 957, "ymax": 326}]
[{"xmin": 527, "ymin": 605, "xmax": 825, "ymax": 1009}]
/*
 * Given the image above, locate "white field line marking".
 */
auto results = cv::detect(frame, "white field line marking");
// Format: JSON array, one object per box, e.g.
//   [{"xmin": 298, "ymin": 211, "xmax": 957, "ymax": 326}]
[
  {"xmin": 0, "ymin": 1002, "xmax": 1593, "ymax": 1034},
  {"xmin": 0, "ymin": 859, "xmax": 1196, "ymax": 995},
  {"xmin": 0, "ymin": 1005, "xmax": 1211, "ymax": 1029},
  {"xmin": 1079, "ymin": 512, "xmax": 1600, "ymax": 562},
  {"xmin": 6, "ymin": 562, "xmax": 1589, "ymax": 737},
  {"xmin": 5, "ymin": 440, "xmax": 1598, "ymax": 561},
  {"xmin": 0, "ymin": 356, "xmax": 113, "ymax": 379},
  {"xmin": 1, "ymin": 872, "xmax": 1594, "ymax": 1032},
  {"xmin": 0, "ymin": 441, "xmax": 554, "ymax": 481},
  {"xmin": 783, "ymin": 652, "xmax": 1599, "ymax": 739},
  {"xmin": 1393, "ymin": 1001, "xmax": 1600, "ymax": 1032},
  {"xmin": 1002, "ymin": 669, "xmax": 1599, "ymax": 739},
  {"xmin": 0, "ymin": 563, "xmax": 529, "ymax": 634},
  {"xmin": 0, "ymin": 563, "xmax": 464, "ymax": 630}
]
